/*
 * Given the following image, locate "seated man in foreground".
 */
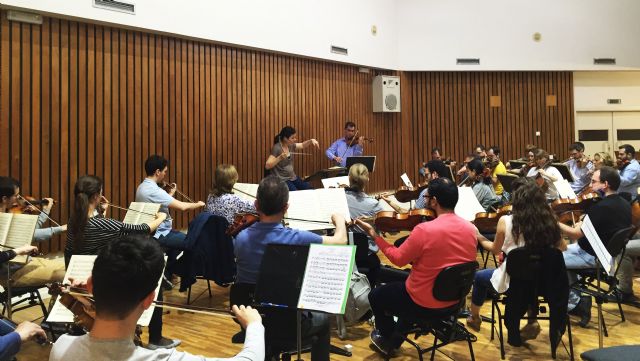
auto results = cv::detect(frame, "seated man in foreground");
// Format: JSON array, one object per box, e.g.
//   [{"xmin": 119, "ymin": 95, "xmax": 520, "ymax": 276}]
[
  {"xmin": 356, "ymin": 177, "xmax": 477, "ymax": 356},
  {"xmin": 49, "ymin": 234, "xmax": 264, "ymax": 361}
]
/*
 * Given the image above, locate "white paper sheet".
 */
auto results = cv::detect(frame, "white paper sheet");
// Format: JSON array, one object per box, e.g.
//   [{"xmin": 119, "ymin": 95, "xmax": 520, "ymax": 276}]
[
  {"xmin": 400, "ymin": 173, "xmax": 413, "ymax": 188},
  {"xmin": 233, "ymin": 183, "xmax": 259, "ymax": 202},
  {"xmin": 286, "ymin": 188, "xmax": 351, "ymax": 231},
  {"xmin": 297, "ymin": 244, "xmax": 355, "ymax": 314},
  {"xmin": 554, "ymin": 179, "xmax": 577, "ymax": 199},
  {"xmin": 46, "ymin": 255, "xmax": 165, "ymax": 326},
  {"xmin": 321, "ymin": 176, "xmax": 350, "ymax": 189},
  {"xmin": 122, "ymin": 202, "xmax": 161, "ymax": 225},
  {"xmin": 580, "ymin": 215, "xmax": 614, "ymax": 275},
  {"xmin": 455, "ymin": 187, "xmax": 486, "ymax": 222}
]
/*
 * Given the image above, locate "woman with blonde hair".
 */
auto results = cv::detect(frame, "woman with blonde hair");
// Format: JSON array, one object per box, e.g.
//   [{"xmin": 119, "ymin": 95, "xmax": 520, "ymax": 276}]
[{"xmin": 206, "ymin": 164, "xmax": 255, "ymax": 225}]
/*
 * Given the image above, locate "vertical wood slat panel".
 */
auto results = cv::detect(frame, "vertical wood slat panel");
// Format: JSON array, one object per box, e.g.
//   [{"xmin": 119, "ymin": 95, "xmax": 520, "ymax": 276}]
[{"xmin": 0, "ymin": 13, "xmax": 574, "ymax": 252}]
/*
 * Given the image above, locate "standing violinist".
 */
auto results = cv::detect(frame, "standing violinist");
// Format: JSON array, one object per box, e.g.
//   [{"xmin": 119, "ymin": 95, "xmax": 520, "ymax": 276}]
[
  {"xmin": 526, "ymin": 149, "xmax": 563, "ymax": 201},
  {"xmin": 616, "ymin": 144, "xmax": 640, "ymax": 200},
  {"xmin": 266, "ymin": 126, "xmax": 319, "ymax": 191},
  {"xmin": 0, "ymin": 176, "xmax": 66, "ymax": 288},
  {"xmin": 486, "ymin": 146, "xmax": 507, "ymax": 196},
  {"xmin": 566, "ymin": 142, "xmax": 594, "ymax": 194},
  {"xmin": 325, "ymin": 121, "xmax": 364, "ymax": 168},
  {"xmin": 206, "ymin": 164, "xmax": 256, "ymax": 225}
]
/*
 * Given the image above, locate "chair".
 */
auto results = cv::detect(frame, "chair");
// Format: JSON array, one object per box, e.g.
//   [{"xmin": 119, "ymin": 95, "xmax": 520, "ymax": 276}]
[
  {"xmin": 581, "ymin": 345, "xmax": 640, "ymax": 361},
  {"xmin": 0, "ymin": 286, "xmax": 48, "ymax": 319},
  {"xmin": 573, "ymin": 226, "xmax": 634, "ymax": 338},
  {"xmin": 401, "ymin": 261, "xmax": 478, "ymax": 361},
  {"xmin": 490, "ymin": 247, "xmax": 574, "ymax": 360},
  {"xmin": 176, "ymin": 213, "xmax": 236, "ymax": 304}
]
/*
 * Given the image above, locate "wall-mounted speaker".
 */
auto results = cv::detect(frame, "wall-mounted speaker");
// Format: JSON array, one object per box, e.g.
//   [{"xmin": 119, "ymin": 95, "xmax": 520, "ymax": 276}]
[{"xmin": 372, "ymin": 75, "xmax": 401, "ymax": 113}]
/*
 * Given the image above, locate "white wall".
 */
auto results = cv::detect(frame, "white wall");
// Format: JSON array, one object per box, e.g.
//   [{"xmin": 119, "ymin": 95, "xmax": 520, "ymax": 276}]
[
  {"xmin": 395, "ymin": 0, "xmax": 640, "ymax": 71},
  {"xmin": 0, "ymin": 0, "xmax": 398, "ymax": 70},
  {"xmin": 574, "ymin": 72, "xmax": 640, "ymax": 111},
  {"xmin": 2, "ymin": 0, "xmax": 640, "ymax": 71}
]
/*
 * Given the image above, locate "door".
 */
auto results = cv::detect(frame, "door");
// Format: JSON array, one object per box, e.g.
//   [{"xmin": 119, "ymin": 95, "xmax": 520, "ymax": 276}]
[
  {"xmin": 612, "ymin": 112, "xmax": 640, "ymax": 156},
  {"xmin": 575, "ymin": 112, "xmax": 612, "ymax": 157}
]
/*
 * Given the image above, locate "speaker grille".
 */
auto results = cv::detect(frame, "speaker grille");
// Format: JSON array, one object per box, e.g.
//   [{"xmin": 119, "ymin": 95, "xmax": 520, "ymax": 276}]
[{"xmin": 385, "ymin": 94, "xmax": 398, "ymax": 111}]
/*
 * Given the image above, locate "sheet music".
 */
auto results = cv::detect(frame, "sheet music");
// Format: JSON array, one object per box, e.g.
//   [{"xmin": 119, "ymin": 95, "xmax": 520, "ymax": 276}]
[
  {"xmin": 233, "ymin": 183, "xmax": 259, "ymax": 202},
  {"xmin": 400, "ymin": 173, "xmax": 413, "ymax": 188},
  {"xmin": 46, "ymin": 255, "xmax": 164, "ymax": 326},
  {"xmin": 554, "ymin": 179, "xmax": 577, "ymax": 199},
  {"xmin": 0, "ymin": 213, "xmax": 13, "ymax": 245},
  {"xmin": 455, "ymin": 187, "xmax": 486, "ymax": 222},
  {"xmin": 581, "ymin": 215, "xmax": 614, "ymax": 275},
  {"xmin": 4, "ymin": 214, "xmax": 38, "ymax": 263},
  {"xmin": 286, "ymin": 188, "xmax": 351, "ymax": 231},
  {"xmin": 297, "ymin": 244, "xmax": 355, "ymax": 314},
  {"xmin": 321, "ymin": 176, "xmax": 350, "ymax": 189},
  {"xmin": 122, "ymin": 202, "xmax": 161, "ymax": 225}
]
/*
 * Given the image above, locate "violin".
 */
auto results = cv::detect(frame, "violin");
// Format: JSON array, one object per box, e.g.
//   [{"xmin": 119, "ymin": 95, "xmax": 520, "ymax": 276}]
[
  {"xmin": 552, "ymin": 192, "xmax": 600, "ymax": 225},
  {"xmin": 159, "ymin": 181, "xmax": 195, "ymax": 203},
  {"xmin": 473, "ymin": 205, "xmax": 513, "ymax": 233},
  {"xmin": 226, "ymin": 213, "xmax": 259, "ymax": 236},
  {"xmin": 349, "ymin": 136, "xmax": 374, "ymax": 146},
  {"xmin": 373, "ymin": 209, "xmax": 435, "ymax": 233},
  {"xmin": 9, "ymin": 196, "xmax": 53, "ymax": 215},
  {"xmin": 390, "ymin": 182, "xmax": 429, "ymax": 203},
  {"xmin": 617, "ymin": 158, "xmax": 631, "ymax": 170}
]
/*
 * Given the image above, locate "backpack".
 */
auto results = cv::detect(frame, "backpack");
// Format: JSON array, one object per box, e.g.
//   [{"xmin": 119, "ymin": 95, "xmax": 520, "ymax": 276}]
[{"xmin": 342, "ymin": 270, "xmax": 371, "ymax": 324}]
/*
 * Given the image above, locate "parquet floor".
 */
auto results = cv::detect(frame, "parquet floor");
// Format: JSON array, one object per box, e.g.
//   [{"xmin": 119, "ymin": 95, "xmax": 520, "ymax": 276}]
[{"xmin": 14, "ymin": 234, "xmax": 640, "ymax": 360}]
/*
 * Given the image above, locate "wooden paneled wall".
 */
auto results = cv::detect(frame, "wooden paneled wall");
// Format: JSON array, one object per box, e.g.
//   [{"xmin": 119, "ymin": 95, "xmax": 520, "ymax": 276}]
[{"xmin": 0, "ymin": 13, "xmax": 574, "ymax": 252}]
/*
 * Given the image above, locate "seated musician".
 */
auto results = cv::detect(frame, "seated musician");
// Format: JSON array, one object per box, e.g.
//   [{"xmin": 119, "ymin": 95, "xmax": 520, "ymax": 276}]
[
  {"xmin": 0, "ymin": 234, "xmax": 47, "ymax": 360},
  {"xmin": 65, "ymin": 175, "xmax": 177, "ymax": 350},
  {"xmin": 526, "ymin": 149, "xmax": 563, "ymax": 201},
  {"xmin": 467, "ymin": 178, "xmax": 564, "ymax": 341},
  {"xmin": 419, "ymin": 147, "xmax": 455, "ymax": 177},
  {"xmin": 505, "ymin": 144, "xmax": 536, "ymax": 171},
  {"xmin": 265, "ymin": 126, "xmax": 319, "ymax": 191},
  {"xmin": 0, "ymin": 176, "xmax": 66, "ymax": 288},
  {"xmin": 325, "ymin": 121, "xmax": 363, "ymax": 168},
  {"xmin": 617, "ymin": 144, "xmax": 640, "ymax": 200},
  {"xmin": 456, "ymin": 152, "xmax": 480, "ymax": 178},
  {"xmin": 559, "ymin": 166, "xmax": 631, "ymax": 327},
  {"xmin": 467, "ymin": 159, "xmax": 501, "ymax": 211},
  {"xmin": 566, "ymin": 142, "xmax": 594, "ymax": 194},
  {"xmin": 50, "ymin": 234, "xmax": 265, "ymax": 361},
  {"xmin": 593, "ymin": 152, "xmax": 614, "ymax": 169},
  {"xmin": 486, "ymin": 145, "xmax": 508, "ymax": 197},
  {"xmin": 234, "ymin": 176, "xmax": 347, "ymax": 361},
  {"xmin": 205, "ymin": 164, "xmax": 256, "ymax": 225},
  {"xmin": 415, "ymin": 160, "xmax": 449, "ymax": 209},
  {"xmin": 355, "ymin": 178, "xmax": 477, "ymax": 356}
]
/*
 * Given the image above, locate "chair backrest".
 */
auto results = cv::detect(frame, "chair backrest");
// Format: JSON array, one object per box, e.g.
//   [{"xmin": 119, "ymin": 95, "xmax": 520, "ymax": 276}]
[
  {"xmin": 506, "ymin": 247, "xmax": 543, "ymax": 281},
  {"xmin": 432, "ymin": 261, "xmax": 478, "ymax": 302},
  {"xmin": 606, "ymin": 226, "xmax": 634, "ymax": 258},
  {"xmin": 351, "ymin": 232, "xmax": 370, "ymax": 263}
]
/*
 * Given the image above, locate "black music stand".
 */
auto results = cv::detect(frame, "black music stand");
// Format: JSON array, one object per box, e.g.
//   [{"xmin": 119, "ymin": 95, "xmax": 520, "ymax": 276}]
[
  {"xmin": 508, "ymin": 160, "xmax": 527, "ymax": 170},
  {"xmin": 304, "ymin": 167, "xmax": 347, "ymax": 189},
  {"xmin": 346, "ymin": 156, "xmax": 376, "ymax": 172},
  {"xmin": 497, "ymin": 174, "xmax": 519, "ymax": 194},
  {"xmin": 552, "ymin": 163, "xmax": 574, "ymax": 183},
  {"xmin": 254, "ymin": 244, "xmax": 352, "ymax": 360}
]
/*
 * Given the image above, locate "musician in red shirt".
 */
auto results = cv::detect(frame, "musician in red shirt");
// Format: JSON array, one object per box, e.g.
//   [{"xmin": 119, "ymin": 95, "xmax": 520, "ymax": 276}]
[{"xmin": 356, "ymin": 177, "xmax": 477, "ymax": 356}]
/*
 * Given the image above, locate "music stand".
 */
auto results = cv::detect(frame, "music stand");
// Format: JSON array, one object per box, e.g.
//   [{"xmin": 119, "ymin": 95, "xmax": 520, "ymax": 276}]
[
  {"xmin": 497, "ymin": 174, "xmax": 519, "ymax": 194},
  {"xmin": 552, "ymin": 163, "xmax": 574, "ymax": 183},
  {"xmin": 254, "ymin": 244, "xmax": 352, "ymax": 360},
  {"xmin": 304, "ymin": 167, "xmax": 346, "ymax": 189},
  {"xmin": 346, "ymin": 156, "xmax": 376, "ymax": 172},
  {"xmin": 508, "ymin": 160, "xmax": 527, "ymax": 170}
]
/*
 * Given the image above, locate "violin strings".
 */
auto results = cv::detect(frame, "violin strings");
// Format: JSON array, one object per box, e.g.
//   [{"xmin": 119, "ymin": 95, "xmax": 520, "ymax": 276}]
[{"xmin": 18, "ymin": 195, "xmax": 62, "ymax": 228}]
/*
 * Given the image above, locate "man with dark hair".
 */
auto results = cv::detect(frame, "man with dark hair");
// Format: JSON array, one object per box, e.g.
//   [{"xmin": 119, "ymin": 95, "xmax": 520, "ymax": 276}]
[
  {"xmin": 325, "ymin": 121, "xmax": 364, "ymax": 167},
  {"xmin": 419, "ymin": 147, "xmax": 456, "ymax": 177},
  {"xmin": 475, "ymin": 144, "xmax": 487, "ymax": 158},
  {"xmin": 50, "ymin": 234, "xmax": 265, "ymax": 360},
  {"xmin": 415, "ymin": 160, "xmax": 449, "ymax": 209},
  {"xmin": 567, "ymin": 142, "xmax": 594, "ymax": 193},
  {"xmin": 135, "ymin": 155, "xmax": 205, "ymax": 349},
  {"xmin": 559, "ymin": 166, "xmax": 631, "ymax": 327},
  {"xmin": 487, "ymin": 145, "xmax": 508, "ymax": 196},
  {"xmin": 355, "ymin": 178, "xmax": 477, "ymax": 356},
  {"xmin": 617, "ymin": 144, "xmax": 640, "ymax": 198},
  {"xmin": 234, "ymin": 176, "xmax": 347, "ymax": 361}
]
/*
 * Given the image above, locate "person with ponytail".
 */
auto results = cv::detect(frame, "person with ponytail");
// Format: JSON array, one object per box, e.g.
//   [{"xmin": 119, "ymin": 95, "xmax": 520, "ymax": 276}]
[
  {"xmin": 65, "ymin": 175, "xmax": 180, "ymax": 350},
  {"xmin": 467, "ymin": 178, "xmax": 564, "ymax": 339},
  {"xmin": 466, "ymin": 158, "xmax": 501, "ymax": 211},
  {"xmin": 265, "ymin": 126, "xmax": 320, "ymax": 191}
]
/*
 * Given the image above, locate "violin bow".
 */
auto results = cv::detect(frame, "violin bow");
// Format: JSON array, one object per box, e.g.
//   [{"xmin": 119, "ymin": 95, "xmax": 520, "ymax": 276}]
[
  {"xmin": 17, "ymin": 195, "xmax": 62, "ymax": 228},
  {"xmin": 105, "ymin": 203, "xmax": 158, "ymax": 217},
  {"xmin": 339, "ymin": 130, "xmax": 359, "ymax": 160}
]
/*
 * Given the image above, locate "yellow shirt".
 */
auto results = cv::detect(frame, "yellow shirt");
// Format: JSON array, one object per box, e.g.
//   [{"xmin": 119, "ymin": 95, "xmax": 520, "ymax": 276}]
[{"xmin": 493, "ymin": 161, "xmax": 507, "ymax": 195}]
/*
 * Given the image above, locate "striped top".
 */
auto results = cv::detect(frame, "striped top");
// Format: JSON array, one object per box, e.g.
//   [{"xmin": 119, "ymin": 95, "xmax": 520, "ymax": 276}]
[{"xmin": 65, "ymin": 216, "xmax": 151, "ymax": 261}]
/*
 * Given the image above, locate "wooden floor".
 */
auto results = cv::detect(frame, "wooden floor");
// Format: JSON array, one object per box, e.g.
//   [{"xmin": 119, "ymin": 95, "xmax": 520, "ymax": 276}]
[{"xmin": 14, "ymin": 235, "xmax": 640, "ymax": 360}]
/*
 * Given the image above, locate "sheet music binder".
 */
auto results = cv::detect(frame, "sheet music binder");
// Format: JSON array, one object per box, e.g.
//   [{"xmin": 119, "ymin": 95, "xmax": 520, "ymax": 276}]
[
  {"xmin": 552, "ymin": 163, "xmax": 574, "ymax": 183},
  {"xmin": 345, "ymin": 156, "xmax": 376, "ymax": 173},
  {"xmin": 497, "ymin": 174, "xmax": 520, "ymax": 194}
]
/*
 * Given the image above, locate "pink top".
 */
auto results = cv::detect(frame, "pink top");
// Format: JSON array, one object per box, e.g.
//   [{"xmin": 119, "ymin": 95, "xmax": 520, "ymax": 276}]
[{"xmin": 375, "ymin": 213, "xmax": 477, "ymax": 309}]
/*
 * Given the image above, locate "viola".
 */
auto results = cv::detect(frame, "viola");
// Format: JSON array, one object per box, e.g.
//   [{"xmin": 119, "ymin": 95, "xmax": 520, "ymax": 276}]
[
  {"xmin": 159, "ymin": 181, "xmax": 195, "ymax": 203},
  {"xmin": 473, "ymin": 205, "xmax": 513, "ymax": 233},
  {"xmin": 617, "ymin": 158, "xmax": 631, "ymax": 170},
  {"xmin": 374, "ymin": 209, "xmax": 435, "ymax": 233},
  {"xmin": 380, "ymin": 182, "xmax": 429, "ymax": 203},
  {"xmin": 226, "ymin": 213, "xmax": 259, "ymax": 236},
  {"xmin": 552, "ymin": 192, "xmax": 600, "ymax": 225}
]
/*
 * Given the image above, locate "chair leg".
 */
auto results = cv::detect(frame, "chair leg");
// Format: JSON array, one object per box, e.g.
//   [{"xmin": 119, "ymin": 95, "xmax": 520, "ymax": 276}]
[
  {"xmin": 430, "ymin": 336, "xmax": 437, "ymax": 361},
  {"xmin": 615, "ymin": 292, "xmax": 626, "ymax": 322},
  {"xmin": 468, "ymin": 335, "xmax": 476, "ymax": 361},
  {"xmin": 599, "ymin": 305, "xmax": 609, "ymax": 337},
  {"xmin": 187, "ymin": 285, "xmax": 192, "ymax": 305},
  {"xmin": 567, "ymin": 317, "xmax": 575, "ymax": 361},
  {"xmin": 35, "ymin": 291, "xmax": 48, "ymax": 318},
  {"xmin": 498, "ymin": 307, "xmax": 505, "ymax": 360},
  {"xmin": 207, "ymin": 280, "xmax": 212, "ymax": 298},
  {"xmin": 490, "ymin": 300, "xmax": 496, "ymax": 341}
]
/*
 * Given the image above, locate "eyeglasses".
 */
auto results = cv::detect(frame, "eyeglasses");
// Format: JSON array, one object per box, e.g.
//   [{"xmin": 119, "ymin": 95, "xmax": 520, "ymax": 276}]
[{"xmin": 590, "ymin": 179, "xmax": 602, "ymax": 184}]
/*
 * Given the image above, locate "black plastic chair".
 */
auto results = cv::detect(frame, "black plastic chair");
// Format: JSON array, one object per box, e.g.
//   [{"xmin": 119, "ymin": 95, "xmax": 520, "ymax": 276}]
[
  {"xmin": 490, "ymin": 247, "xmax": 574, "ymax": 360},
  {"xmin": 581, "ymin": 345, "xmax": 640, "ymax": 361},
  {"xmin": 573, "ymin": 226, "xmax": 634, "ymax": 337},
  {"xmin": 401, "ymin": 261, "xmax": 479, "ymax": 361}
]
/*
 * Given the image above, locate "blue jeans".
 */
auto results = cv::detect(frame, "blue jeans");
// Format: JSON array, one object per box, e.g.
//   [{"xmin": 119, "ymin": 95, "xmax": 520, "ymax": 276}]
[
  {"xmin": 156, "ymin": 230, "xmax": 186, "ymax": 278},
  {"xmin": 286, "ymin": 177, "xmax": 312, "ymax": 191},
  {"xmin": 563, "ymin": 243, "xmax": 596, "ymax": 310},
  {"xmin": 471, "ymin": 268, "xmax": 497, "ymax": 306},
  {"xmin": 0, "ymin": 318, "xmax": 19, "ymax": 361}
]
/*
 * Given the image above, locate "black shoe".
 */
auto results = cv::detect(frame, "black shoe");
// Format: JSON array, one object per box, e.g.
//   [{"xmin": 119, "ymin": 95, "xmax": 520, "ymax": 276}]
[
  {"xmin": 370, "ymin": 329, "xmax": 395, "ymax": 357},
  {"xmin": 162, "ymin": 275, "xmax": 174, "ymax": 291},
  {"xmin": 576, "ymin": 295, "xmax": 591, "ymax": 328},
  {"xmin": 606, "ymin": 289, "xmax": 639, "ymax": 304}
]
